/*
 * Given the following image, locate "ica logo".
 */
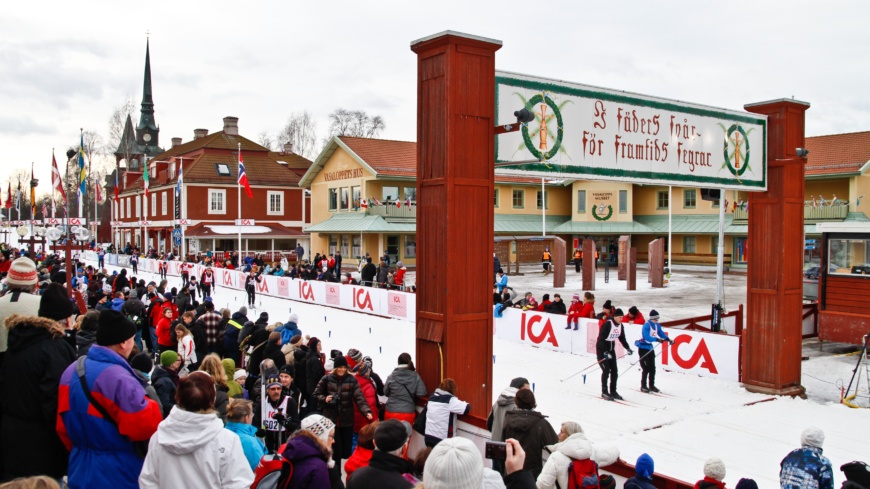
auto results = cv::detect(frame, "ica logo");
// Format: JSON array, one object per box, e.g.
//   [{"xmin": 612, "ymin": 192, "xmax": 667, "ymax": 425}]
[
  {"xmin": 256, "ymin": 279, "xmax": 269, "ymax": 293},
  {"xmin": 222, "ymin": 270, "xmax": 234, "ymax": 286},
  {"xmin": 520, "ymin": 313, "xmax": 559, "ymax": 347},
  {"xmin": 353, "ymin": 288, "xmax": 373, "ymax": 311},
  {"xmin": 662, "ymin": 335, "xmax": 718, "ymax": 374},
  {"xmin": 299, "ymin": 281, "xmax": 315, "ymax": 301}
]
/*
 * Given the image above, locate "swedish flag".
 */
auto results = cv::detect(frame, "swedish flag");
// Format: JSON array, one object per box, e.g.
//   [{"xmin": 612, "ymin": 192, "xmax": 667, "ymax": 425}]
[{"xmin": 78, "ymin": 132, "xmax": 87, "ymax": 196}]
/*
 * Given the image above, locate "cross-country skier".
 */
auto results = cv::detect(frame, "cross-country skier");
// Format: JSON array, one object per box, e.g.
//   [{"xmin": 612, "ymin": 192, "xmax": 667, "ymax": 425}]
[
  {"xmin": 635, "ymin": 310, "xmax": 674, "ymax": 393},
  {"xmin": 597, "ymin": 308, "xmax": 633, "ymax": 401}
]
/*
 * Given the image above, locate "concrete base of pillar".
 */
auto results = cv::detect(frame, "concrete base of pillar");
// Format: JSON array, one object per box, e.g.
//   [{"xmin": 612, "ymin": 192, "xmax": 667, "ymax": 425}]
[{"xmin": 743, "ymin": 383, "xmax": 807, "ymax": 399}]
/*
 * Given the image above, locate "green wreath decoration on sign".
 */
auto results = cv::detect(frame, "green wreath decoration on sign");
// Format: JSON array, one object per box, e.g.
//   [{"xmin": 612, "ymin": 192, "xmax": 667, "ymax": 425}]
[
  {"xmin": 521, "ymin": 94, "xmax": 565, "ymax": 161},
  {"xmin": 719, "ymin": 123, "xmax": 754, "ymax": 178},
  {"xmin": 592, "ymin": 205, "xmax": 613, "ymax": 221}
]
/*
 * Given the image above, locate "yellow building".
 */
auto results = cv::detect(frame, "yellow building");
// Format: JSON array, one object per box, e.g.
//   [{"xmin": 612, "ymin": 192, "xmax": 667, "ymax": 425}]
[{"xmin": 301, "ymin": 132, "xmax": 870, "ymax": 268}]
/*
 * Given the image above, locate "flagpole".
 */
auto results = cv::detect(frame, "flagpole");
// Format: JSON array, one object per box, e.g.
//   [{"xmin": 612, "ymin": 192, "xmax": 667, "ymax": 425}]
[
  {"xmin": 30, "ymin": 162, "xmax": 34, "ymax": 241},
  {"xmin": 238, "ymin": 143, "xmax": 242, "ymax": 258}
]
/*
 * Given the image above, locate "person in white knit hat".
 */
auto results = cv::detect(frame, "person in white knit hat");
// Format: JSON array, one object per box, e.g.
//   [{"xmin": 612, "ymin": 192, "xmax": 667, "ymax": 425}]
[
  {"xmin": 423, "ymin": 437, "xmax": 536, "ymax": 489},
  {"xmin": 0, "ymin": 257, "xmax": 41, "ymax": 361},
  {"xmin": 277, "ymin": 414, "xmax": 337, "ymax": 487},
  {"xmin": 695, "ymin": 457, "xmax": 727, "ymax": 489},
  {"xmin": 780, "ymin": 426, "xmax": 834, "ymax": 489}
]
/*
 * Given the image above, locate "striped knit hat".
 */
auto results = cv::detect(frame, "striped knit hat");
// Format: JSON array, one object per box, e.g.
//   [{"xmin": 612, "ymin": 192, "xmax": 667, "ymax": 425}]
[{"xmin": 6, "ymin": 257, "xmax": 37, "ymax": 286}]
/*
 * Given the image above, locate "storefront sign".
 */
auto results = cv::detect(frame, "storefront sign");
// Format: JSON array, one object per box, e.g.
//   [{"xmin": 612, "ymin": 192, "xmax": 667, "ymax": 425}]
[
  {"xmin": 323, "ymin": 168, "xmax": 365, "ymax": 182},
  {"xmin": 495, "ymin": 71, "xmax": 767, "ymax": 191}
]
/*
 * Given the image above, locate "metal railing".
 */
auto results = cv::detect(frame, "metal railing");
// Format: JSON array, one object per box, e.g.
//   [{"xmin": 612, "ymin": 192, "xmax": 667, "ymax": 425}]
[
  {"xmin": 733, "ymin": 205, "xmax": 847, "ymax": 222},
  {"xmin": 368, "ymin": 205, "xmax": 416, "ymax": 219}
]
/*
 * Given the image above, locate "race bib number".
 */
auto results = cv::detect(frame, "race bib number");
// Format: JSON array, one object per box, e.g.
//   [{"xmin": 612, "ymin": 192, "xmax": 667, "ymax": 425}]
[{"xmin": 606, "ymin": 323, "xmax": 621, "ymax": 341}]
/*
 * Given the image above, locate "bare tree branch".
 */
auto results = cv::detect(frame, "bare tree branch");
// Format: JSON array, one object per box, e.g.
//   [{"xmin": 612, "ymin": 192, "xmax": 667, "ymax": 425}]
[
  {"xmin": 326, "ymin": 108, "xmax": 386, "ymax": 141},
  {"xmin": 257, "ymin": 131, "xmax": 275, "ymax": 151},
  {"xmin": 276, "ymin": 111, "xmax": 319, "ymax": 158}
]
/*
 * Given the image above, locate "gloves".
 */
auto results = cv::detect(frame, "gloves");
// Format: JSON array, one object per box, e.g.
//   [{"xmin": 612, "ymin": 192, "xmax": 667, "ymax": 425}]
[
  {"xmin": 668, "ymin": 338, "xmax": 675, "ymax": 345},
  {"xmin": 604, "ymin": 352, "xmax": 613, "ymax": 360},
  {"xmin": 273, "ymin": 413, "xmax": 286, "ymax": 424},
  {"xmin": 627, "ymin": 349, "xmax": 634, "ymax": 356}
]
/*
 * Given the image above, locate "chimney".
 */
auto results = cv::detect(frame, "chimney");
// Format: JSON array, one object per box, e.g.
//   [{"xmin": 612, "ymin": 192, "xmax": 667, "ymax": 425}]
[
  {"xmin": 194, "ymin": 129, "xmax": 208, "ymax": 140},
  {"xmin": 171, "ymin": 137, "xmax": 182, "ymax": 147},
  {"xmin": 283, "ymin": 143, "xmax": 294, "ymax": 154},
  {"xmin": 223, "ymin": 116, "xmax": 239, "ymax": 136}
]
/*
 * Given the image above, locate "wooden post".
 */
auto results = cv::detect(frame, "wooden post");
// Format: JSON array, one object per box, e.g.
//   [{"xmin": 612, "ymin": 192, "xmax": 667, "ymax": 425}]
[
  {"xmin": 627, "ymin": 247, "xmax": 637, "ymax": 291},
  {"xmin": 582, "ymin": 239, "xmax": 595, "ymax": 291},
  {"xmin": 742, "ymin": 98, "xmax": 810, "ymax": 397},
  {"xmin": 553, "ymin": 237, "xmax": 566, "ymax": 288},
  {"xmin": 412, "ymin": 31, "xmax": 501, "ymax": 422},
  {"xmin": 649, "ymin": 238, "xmax": 664, "ymax": 288},
  {"xmin": 618, "ymin": 235, "xmax": 630, "ymax": 280}
]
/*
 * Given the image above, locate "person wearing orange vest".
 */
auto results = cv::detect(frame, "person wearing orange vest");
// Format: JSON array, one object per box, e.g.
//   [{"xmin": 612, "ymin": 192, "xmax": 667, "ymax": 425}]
[
  {"xmin": 542, "ymin": 247, "xmax": 552, "ymax": 276},
  {"xmin": 573, "ymin": 248, "xmax": 582, "ymax": 273}
]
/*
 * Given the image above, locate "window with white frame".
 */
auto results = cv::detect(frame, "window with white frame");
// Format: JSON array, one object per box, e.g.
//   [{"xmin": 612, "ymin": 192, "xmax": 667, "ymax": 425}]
[
  {"xmin": 151, "ymin": 193, "xmax": 156, "ymax": 216},
  {"xmin": 162, "ymin": 192, "xmax": 167, "ymax": 215},
  {"xmin": 135, "ymin": 196, "xmax": 141, "ymax": 218},
  {"xmin": 267, "ymin": 191, "xmax": 284, "ymax": 215},
  {"xmin": 209, "ymin": 189, "xmax": 226, "ymax": 214},
  {"xmin": 126, "ymin": 198, "xmax": 131, "ymax": 219}
]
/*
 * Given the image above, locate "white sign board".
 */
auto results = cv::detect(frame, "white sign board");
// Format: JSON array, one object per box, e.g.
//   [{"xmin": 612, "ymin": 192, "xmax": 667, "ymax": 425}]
[
  {"xmin": 68, "ymin": 218, "xmax": 87, "ymax": 226},
  {"xmin": 495, "ymin": 71, "xmax": 768, "ymax": 191},
  {"xmin": 176, "ymin": 219, "xmax": 191, "ymax": 225},
  {"xmin": 234, "ymin": 219, "xmax": 256, "ymax": 226},
  {"xmin": 139, "ymin": 220, "xmax": 151, "ymax": 226}
]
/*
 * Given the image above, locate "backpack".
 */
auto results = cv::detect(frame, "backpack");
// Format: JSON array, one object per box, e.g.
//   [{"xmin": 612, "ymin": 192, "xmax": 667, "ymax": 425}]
[
  {"xmin": 567, "ymin": 459, "xmax": 600, "ymax": 489},
  {"xmin": 251, "ymin": 452, "xmax": 293, "ymax": 489}
]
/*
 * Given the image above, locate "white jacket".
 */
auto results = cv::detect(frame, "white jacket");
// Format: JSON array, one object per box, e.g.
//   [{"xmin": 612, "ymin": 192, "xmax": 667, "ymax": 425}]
[
  {"xmin": 178, "ymin": 334, "xmax": 196, "ymax": 366},
  {"xmin": 535, "ymin": 432, "xmax": 620, "ymax": 489},
  {"xmin": 139, "ymin": 408, "xmax": 254, "ymax": 488}
]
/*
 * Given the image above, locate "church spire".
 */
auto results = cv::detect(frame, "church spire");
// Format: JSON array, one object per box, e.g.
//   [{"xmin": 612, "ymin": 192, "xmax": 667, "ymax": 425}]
[{"xmin": 136, "ymin": 37, "xmax": 160, "ymax": 155}]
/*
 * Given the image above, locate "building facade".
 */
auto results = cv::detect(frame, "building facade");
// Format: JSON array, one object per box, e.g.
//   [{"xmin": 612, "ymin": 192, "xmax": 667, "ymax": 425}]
[{"xmin": 302, "ymin": 132, "xmax": 870, "ymax": 269}]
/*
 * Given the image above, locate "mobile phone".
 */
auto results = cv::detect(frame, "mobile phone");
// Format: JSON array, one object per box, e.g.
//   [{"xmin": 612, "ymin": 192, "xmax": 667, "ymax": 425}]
[{"xmin": 485, "ymin": 441, "xmax": 506, "ymax": 460}]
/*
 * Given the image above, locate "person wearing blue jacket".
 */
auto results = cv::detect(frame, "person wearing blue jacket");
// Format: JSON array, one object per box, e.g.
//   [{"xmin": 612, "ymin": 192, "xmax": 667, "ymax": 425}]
[
  {"xmin": 281, "ymin": 313, "xmax": 302, "ymax": 345},
  {"xmin": 496, "ymin": 269, "xmax": 508, "ymax": 293},
  {"xmin": 225, "ymin": 398, "xmax": 266, "ymax": 471},
  {"xmin": 635, "ymin": 310, "xmax": 673, "ymax": 393}
]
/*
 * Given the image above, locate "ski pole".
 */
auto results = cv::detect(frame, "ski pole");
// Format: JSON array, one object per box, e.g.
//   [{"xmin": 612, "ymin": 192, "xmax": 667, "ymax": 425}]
[
  {"xmin": 620, "ymin": 341, "xmax": 665, "ymax": 376},
  {"xmin": 561, "ymin": 357, "xmax": 608, "ymax": 382}
]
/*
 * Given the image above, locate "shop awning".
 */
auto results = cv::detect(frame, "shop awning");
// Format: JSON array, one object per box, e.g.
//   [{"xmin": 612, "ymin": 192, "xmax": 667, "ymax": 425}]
[
  {"xmin": 184, "ymin": 223, "xmax": 306, "ymax": 238},
  {"xmin": 493, "ymin": 215, "xmax": 571, "ymax": 234},
  {"xmin": 303, "ymin": 213, "xmax": 415, "ymax": 233}
]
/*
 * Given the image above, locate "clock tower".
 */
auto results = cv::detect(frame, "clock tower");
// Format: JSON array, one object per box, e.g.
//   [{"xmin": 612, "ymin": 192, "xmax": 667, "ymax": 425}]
[{"xmin": 135, "ymin": 38, "xmax": 161, "ymax": 159}]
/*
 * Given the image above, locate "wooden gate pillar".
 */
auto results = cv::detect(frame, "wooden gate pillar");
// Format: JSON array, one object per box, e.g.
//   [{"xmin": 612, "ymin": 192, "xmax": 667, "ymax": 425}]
[
  {"xmin": 582, "ymin": 239, "xmax": 596, "ymax": 290},
  {"xmin": 412, "ymin": 31, "xmax": 501, "ymax": 421},
  {"xmin": 743, "ymin": 98, "xmax": 810, "ymax": 397}
]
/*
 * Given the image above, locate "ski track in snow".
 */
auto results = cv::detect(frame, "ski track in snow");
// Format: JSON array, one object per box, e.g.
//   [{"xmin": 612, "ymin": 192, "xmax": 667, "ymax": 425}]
[{"xmin": 93, "ymin": 261, "xmax": 869, "ymax": 489}]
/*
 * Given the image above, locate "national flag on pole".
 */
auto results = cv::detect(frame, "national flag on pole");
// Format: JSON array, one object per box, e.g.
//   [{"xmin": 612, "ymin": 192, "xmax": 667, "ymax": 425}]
[
  {"xmin": 857, "ymin": 195, "xmax": 864, "ymax": 207},
  {"xmin": 732, "ymin": 200, "xmax": 737, "ymax": 212},
  {"xmin": 114, "ymin": 169, "xmax": 120, "ymax": 202},
  {"xmin": 724, "ymin": 199, "xmax": 729, "ymax": 212},
  {"xmin": 41, "ymin": 200, "xmax": 48, "ymax": 218},
  {"xmin": 78, "ymin": 132, "xmax": 87, "ymax": 197},
  {"xmin": 51, "ymin": 151, "xmax": 67, "ymax": 203},
  {"xmin": 396, "ymin": 198, "xmax": 402, "ymax": 208},
  {"xmin": 176, "ymin": 161, "xmax": 183, "ymax": 196},
  {"xmin": 406, "ymin": 196, "xmax": 412, "ymax": 208},
  {"xmin": 237, "ymin": 153, "xmax": 253, "ymax": 198},
  {"xmin": 831, "ymin": 194, "xmax": 838, "ymax": 206},
  {"xmin": 96, "ymin": 181, "xmax": 102, "ymax": 203},
  {"xmin": 812, "ymin": 196, "xmax": 817, "ymax": 208},
  {"xmin": 820, "ymin": 196, "xmax": 826, "ymax": 206},
  {"xmin": 4, "ymin": 183, "xmax": 11, "ymax": 209},
  {"xmin": 15, "ymin": 182, "xmax": 20, "ymax": 213},
  {"xmin": 143, "ymin": 162, "xmax": 149, "ymax": 199},
  {"xmin": 360, "ymin": 198, "xmax": 368, "ymax": 209},
  {"xmin": 370, "ymin": 196, "xmax": 382, "ymax": 206},
  {"xmin": 30, "ymin": 162, "xmax": 36, "ymax": 217}
]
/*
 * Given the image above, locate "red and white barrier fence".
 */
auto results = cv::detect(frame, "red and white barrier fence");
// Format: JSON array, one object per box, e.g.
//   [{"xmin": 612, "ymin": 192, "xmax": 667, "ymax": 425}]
[
  {"xmin": 83, "ymin": 251, "xmax": 416, "ymax": 322},
  {"xmin": 494, "ymin": 308, "xmax": 742, "ymax": 382}
]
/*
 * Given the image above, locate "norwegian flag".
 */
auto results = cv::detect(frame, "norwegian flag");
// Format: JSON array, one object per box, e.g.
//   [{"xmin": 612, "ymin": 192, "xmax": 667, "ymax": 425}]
[
  {"xmin": 360, "ymin": 198, "xmax": 368, "ymax": 209},
  {"xmin": 238, "ymin": 151, "xmax": 253, "ymax": 198},
  {"xmin": 370, "ymin": 196, "xmax": 382, "ymax": 206}
]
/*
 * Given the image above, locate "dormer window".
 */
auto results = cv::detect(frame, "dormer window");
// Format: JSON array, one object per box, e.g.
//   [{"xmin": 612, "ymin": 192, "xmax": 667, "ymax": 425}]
[{"xmin": 215, "ymin": 163, "xmax": 231, "ymax": 176}]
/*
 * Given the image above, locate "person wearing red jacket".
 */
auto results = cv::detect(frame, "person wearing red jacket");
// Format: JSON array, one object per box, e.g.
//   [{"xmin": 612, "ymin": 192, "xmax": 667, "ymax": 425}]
[
  {"xmin": 579, "ymin": 292, "xmax": 596, "ymax": 319},
  {"xmin": 536, "ymin": 293, "xmax": 551, "ymax": 312},
  {"xmin": 344, "ymin": 421, "xmax": 378, "ymax": 479},
  {"xmin": 352, "ymin": 362, "xmax": 379, "ymax": 438},
  {"xmin": 394, "ymin": 261, "xmax": 407, "ymax": 289},
  {"xmin": 156, "ymin": 307, "xmax": 177, "ymax": 355},
  {"xmin": 566, "ymin": 293, "xmax": 583, "ymax": 330},
  {"xmin": 626, "ymin": 306, "xmax": 645, "ymax": 325}
]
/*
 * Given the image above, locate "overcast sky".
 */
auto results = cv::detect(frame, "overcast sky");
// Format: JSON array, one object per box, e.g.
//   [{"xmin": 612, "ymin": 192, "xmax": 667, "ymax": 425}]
[{"xmin": 2, "ymin": 0, "xmax": 868, "ymax": 190}]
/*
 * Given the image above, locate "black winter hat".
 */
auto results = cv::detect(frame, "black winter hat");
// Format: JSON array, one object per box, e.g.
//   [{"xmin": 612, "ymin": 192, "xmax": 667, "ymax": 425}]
[
  {"xmin": 629, "ymin": 306, "xmax": 639, "ymax": 316},
  {"xmin": 131, "ymin": 353, "xmax": 153, "ymax": 373},
  {"xmin": 509, "ymin": 377, "xmax": 530, "ymax": 389},
  {"xmin": 333, "ymin": 355, "xmax": 348, "ymax": 369},
  {"xmin": 96, "ymin": 309, "xmax": 137, "ymax": 346},
  {"xmin": 279, "ymin": 364, "xmax": 295, "ymax": 377},
  {"xmin": 613, "ymin": 308, "xmax": 625, "ymax": 317},
  {"xmin": 259, "ymin": 312, "xmax": 269, "ymax": 321},
  {"xmin": 603, "ymin": 300, "xmax": 612, "ymax": 310},
  {"xmin": 649, "ymin": 310, "xmax": 660, "ymax": 320},
  {"xmin": 38, "ymin": 283, "xmax": 77, "ymax": 321},
  {"xmin": 374, "ymin": 419, "xmax": 412, "ymax": 453}
]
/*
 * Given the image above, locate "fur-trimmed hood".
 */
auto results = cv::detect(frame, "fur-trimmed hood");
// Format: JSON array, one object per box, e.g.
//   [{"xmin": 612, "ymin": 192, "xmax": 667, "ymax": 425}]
[{"xmin": 5, "ymin": 314, "xmax": 65, "ymax": 337}]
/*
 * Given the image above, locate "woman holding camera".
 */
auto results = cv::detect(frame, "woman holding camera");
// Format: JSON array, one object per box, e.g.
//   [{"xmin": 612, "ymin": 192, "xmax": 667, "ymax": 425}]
[{"xmin": 314, "ymin": 356, "xmax": 373, "ymax": 469}]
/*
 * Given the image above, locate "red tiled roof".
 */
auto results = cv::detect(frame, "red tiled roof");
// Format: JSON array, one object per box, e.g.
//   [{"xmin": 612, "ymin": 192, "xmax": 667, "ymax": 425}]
[
  {"xmin": 805, "ymin": 131, "xmax": 870, "ymax": 176},
  {"xmin": 339, "ymin": 136, "xmax": 417, "ymax": 177},
  {"xmin": 153, "ymin": 132, "xmax": 267, "ymax": 160},
  {"xmin": 337, "ymin": 136, "xmax": 559, "ymax": 184}
]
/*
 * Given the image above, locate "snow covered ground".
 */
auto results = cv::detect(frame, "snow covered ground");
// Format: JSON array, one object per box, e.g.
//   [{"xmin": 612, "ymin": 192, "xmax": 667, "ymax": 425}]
[
  {"xmin": 405, "ymin": 263, "xmax": 749, "ymax": 323},
  {"xmin": 89, "ymin": 260, "xmax": 869, "ymax": 489}
]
